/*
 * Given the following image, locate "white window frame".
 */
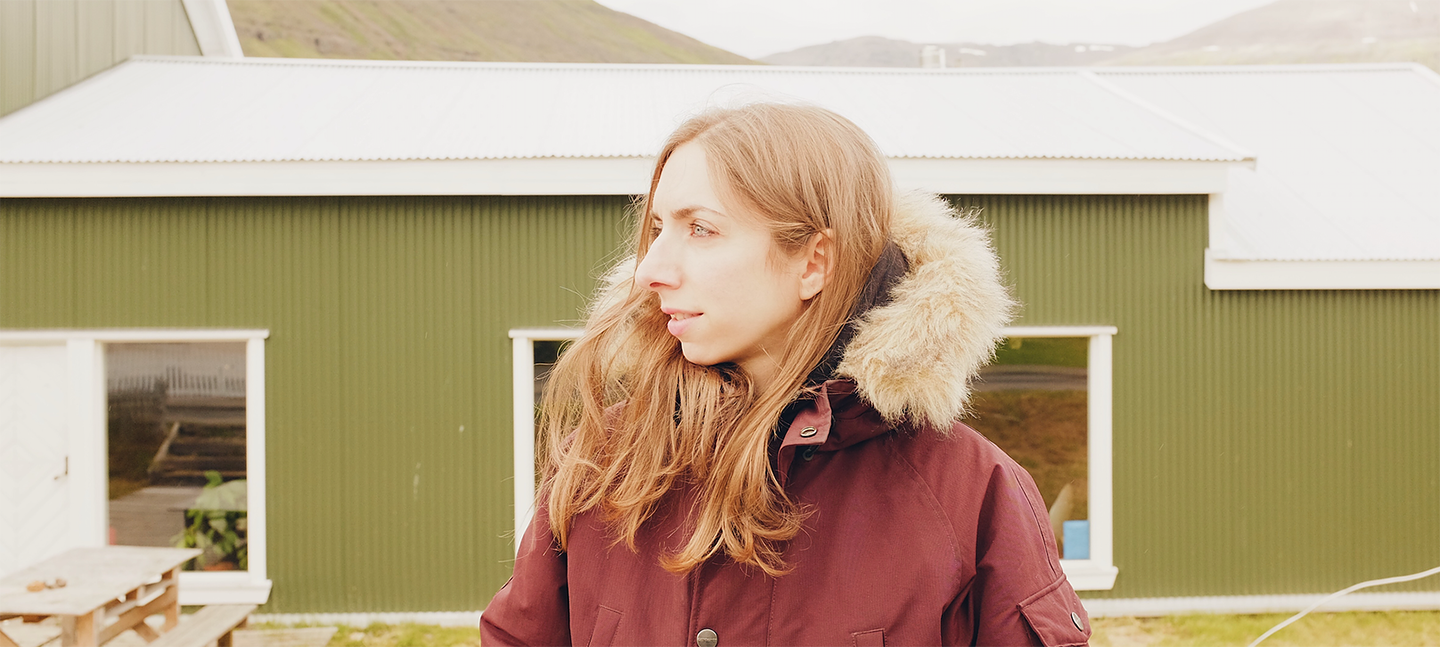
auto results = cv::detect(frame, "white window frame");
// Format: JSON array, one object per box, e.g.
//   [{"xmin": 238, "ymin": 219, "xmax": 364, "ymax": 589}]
[
  {"xmin": 1002, "ymin": 326, "xmax": 1118, "ymax": 590},
  {"xmin": 508, "ymin": 329, "xmax": 582, "ymax": 553},
  {"xmin": 0, "ymin": 329, "xmax": 272, "ymax": 604},
  {"xmin": 508, "ymin": 326, "xmax": 1118, "ymax": 590}
]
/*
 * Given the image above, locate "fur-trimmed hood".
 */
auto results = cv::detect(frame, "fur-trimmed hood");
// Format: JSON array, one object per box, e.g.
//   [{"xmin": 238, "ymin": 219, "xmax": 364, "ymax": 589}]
[{"xmin": 596, "ymin": 191, "xmax": 1016, "ymax": 430}]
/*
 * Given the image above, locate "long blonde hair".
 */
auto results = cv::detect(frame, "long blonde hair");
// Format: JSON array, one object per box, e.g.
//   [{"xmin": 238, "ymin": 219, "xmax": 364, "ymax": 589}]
[{"xmin": 540, "ymin": 103, "xmax": 895, "ymax": 575}]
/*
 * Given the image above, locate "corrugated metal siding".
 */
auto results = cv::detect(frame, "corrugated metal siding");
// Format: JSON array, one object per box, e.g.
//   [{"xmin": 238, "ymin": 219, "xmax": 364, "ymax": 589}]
[
  {"xmin": 0, "ymin": 0, "xmax": 200, "ymax": 117},
  {"xmin": 0, "ymin": 196, "xmax": 627, "ymax": 612},
  {"xmin": 962, "ymin": 194, "xmax": 1440, "ymax": 598},
  {"xmin": 1, "ymin": 194, "xmax": 1436, "ymax": 608}
]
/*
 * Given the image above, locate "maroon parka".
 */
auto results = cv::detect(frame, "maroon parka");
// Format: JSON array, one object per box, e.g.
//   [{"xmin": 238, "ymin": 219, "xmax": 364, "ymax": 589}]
[{"xmin": 482, "ymin": 194, "xmax": 1092, "ymax": 646}]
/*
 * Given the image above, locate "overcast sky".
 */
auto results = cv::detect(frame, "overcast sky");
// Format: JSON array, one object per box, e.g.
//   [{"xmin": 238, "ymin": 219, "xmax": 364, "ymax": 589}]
[{"xmin": 594, "ymin": 0, "xmax": 1278, "ymax": 58}]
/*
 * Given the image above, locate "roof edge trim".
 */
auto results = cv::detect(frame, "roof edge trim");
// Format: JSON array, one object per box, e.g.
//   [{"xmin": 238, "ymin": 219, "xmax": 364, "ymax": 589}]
[
  {"xmin": 120, "ymin": 55, "xmax": 1431, "ymax": 77},
  {"xmin": 1205, "ymin": 250, "xmax": 1440, "ymax": 290},
  {"xmin": 0, "ymin": 158, "xmax": 1233, "ymax": 197}
]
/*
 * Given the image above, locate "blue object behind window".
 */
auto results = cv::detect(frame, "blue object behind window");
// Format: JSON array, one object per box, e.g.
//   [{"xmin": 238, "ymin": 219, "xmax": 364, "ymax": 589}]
[{"xmin": 1063, "ymin": 520, "xmax": 1090, "ymax": 560}]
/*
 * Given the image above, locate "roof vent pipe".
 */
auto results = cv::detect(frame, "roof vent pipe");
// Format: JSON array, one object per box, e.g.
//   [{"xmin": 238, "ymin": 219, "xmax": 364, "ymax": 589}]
[{"xmin": 920, "ymin": 45, "xmax": 946, "ymax": 69}]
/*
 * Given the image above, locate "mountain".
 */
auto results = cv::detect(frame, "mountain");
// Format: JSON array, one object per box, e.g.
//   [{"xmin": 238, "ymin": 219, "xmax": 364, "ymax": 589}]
[
  {"xmin": 759, "ymin": 0, "xmax": 1439, "ymax": 72},
  {"xmin": 761, "ymin": 36, "xmax": 1135, "ymax": 68},
  {"xmin": 227, "ymin": 0, "xmax": 757, "ymax": 64},
  {"xmin": 1100, "ymin": 0, "xmax": 1440, "ymax": 69}
]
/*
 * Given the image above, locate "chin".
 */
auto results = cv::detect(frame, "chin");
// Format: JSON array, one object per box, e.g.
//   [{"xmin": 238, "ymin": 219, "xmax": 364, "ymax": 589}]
[{"xmin": 679, "ymin": 344, "xmax": 726, "ymax": 368}]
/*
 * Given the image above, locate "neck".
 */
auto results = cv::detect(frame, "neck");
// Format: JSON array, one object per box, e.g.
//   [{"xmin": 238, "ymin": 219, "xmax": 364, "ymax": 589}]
[{"xmin": 741, "ymin": 355, "xmax": 780, "ymax": 394}]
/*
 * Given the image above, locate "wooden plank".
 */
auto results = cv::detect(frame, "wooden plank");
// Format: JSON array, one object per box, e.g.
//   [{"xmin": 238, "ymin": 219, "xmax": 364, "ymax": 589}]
[
  {"xmin": 160, "ymin": 569, "xmax": 178, "ymax": 632},
  {"xmin": 61, "ymin": 608, "xmax": 99, "ymax": 646},
  {"xmin": 0, "ymin": 547, "xmax": 198, "ymax": 616},
  {"xmin": 0, "ymin": 627, "xmax": 20, "ymax": 647},
  {"xmin": 97, "ymin": 584, "xmax": 174, "ymax": 645},
  {"xmin": 148, "ymin": 605, "xmax": 256, "ymax": 647}
]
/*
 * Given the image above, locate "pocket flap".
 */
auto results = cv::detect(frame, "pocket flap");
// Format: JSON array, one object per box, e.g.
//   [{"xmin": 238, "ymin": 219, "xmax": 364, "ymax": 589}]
[
  {"xmin": 586, "ymin": 606, "xmax": 622, "ymax": 647},
  {"xmin": 1017, "ymin": 575, "xmax": 1090, "ymax": 647}
]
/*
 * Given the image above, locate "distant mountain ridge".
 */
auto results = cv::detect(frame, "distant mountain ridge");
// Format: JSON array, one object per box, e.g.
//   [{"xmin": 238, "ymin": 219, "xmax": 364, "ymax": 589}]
[
  {"xmin": 1102, "ymin": 0, "xmax": 1440, "ymax": 69},
  {"xmin": 228, "ymin": 0, "xmax": 757, "ymax": 64},
  {"xmin": 760, "ymin": 0, "xmax": 1440, "ymax": 71},
  {"xmin": 762, "ymin": 36, "xmax": 1136, "ymax": 68}
]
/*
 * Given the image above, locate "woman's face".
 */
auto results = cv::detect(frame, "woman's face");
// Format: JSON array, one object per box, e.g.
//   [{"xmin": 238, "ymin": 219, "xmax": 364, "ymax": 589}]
[{"xmin": 635, "ymin": 142, "xmax": 820, "ymax": 388}]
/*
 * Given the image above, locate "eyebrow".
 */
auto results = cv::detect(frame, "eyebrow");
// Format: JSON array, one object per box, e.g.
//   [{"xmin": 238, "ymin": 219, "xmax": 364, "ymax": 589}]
[{"xmin": 650, "ymin": 205, "xmax": 726, "ymax": 221}]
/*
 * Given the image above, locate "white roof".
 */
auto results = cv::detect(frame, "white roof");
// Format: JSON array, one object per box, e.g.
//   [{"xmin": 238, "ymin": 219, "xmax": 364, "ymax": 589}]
[
  {"xmin": 1101, "ymin": 65, "xmax": 1440, "ymax": 262},
  {"xmin": 1, "ymin": 58, "xmax": 1437, "ymax": 267},
  {"xmin": 0, "ymin": 56, "xmax": 1245, "ymax": 164}
]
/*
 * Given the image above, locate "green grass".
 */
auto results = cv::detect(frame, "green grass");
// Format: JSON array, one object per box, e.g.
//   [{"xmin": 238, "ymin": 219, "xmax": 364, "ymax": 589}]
[
  {"xmin": 333, "ymin": 624, "xmax": 482, "ymax": 647},
  {"xmin": 1092, "ymin": 610, "xmax": 1440, "ymax": 647}
]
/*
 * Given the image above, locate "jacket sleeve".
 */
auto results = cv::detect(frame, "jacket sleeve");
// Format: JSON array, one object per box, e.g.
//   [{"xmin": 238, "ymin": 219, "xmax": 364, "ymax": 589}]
[
  {"xmin": 942, "ymin": 457, "xmax": 1092, "ymax": 647},
  {"xmin": 480, "ymin": 503, "xmax": 572, "ymax": 647}
]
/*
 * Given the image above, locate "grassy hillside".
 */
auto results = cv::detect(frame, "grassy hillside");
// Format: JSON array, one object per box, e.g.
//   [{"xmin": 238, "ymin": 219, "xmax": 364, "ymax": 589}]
[
  {"xmin": 227, "ymin": 0, "xmax": 756, "ymax": 64},
  {"xmin": 1101, "ymin": 0, "xmax": 1440, "ymax": 71}
]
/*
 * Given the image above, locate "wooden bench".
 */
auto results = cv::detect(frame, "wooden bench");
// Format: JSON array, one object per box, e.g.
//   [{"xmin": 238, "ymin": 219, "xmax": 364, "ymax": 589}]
[{"xmin": 148, "ymin": 604, "xmax": 257, "ymax": 647}]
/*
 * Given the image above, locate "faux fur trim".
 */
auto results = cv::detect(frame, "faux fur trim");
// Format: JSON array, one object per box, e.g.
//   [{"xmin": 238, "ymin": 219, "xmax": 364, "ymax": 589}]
[
  {"xmin": 593, "ymin": 191, "xmax": 1016, "ymax": 430},
  {"xmin": 835, "ymin": 192, "xmax": 1016, "ymax": 429}
]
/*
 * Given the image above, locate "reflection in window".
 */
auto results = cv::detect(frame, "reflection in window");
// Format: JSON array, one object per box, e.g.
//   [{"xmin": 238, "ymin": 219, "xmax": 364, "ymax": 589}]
[
  {"xmin": 106, "ymin": 343, "xmax": 247, "ymax": 571},
  {"xmin": 965, "ymin": 337, "xmax": 1090, "ymax": 559}
]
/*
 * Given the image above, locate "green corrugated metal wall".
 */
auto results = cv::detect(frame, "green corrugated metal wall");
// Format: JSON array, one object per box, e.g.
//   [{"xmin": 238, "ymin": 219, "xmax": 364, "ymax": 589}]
[
  {"xmin": 0, "ymin": 196, "xmax": 628, "ymax": 611},
  {"xmin": 964, "ymin": 194, "xmax": 1440, "ymax": 599},
  {"xmin": 0, "ymin": 0, "xmax": 201, "ymax": 117},
  {"xmin": 0, "ymin": 194, "xmax": 1436, "ymax": 609}
]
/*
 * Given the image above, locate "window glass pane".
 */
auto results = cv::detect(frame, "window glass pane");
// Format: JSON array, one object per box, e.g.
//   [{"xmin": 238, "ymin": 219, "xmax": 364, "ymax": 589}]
[
  {"xmin": 106, "ymin": 342, "xmax": 247, "ymax": 572},
  {"xmin": 532, "ymin": 340, "xmax": 571, "ymax": 487},
  {"xmin": 965, "ymin": 337, "xmax": 1090, "ymax": 559}
]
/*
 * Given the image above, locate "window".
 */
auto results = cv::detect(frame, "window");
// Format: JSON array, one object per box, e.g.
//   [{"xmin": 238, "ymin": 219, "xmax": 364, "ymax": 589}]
[
  {"xmin": 508, "ymin": 326, "xmax": 1117, "ymax": 590},
  {"xmin": 966, "ymin": 326, "xmax": 1117, "ymax": 590},
  {"xmin": 107, "ymin": 343, "xmax": 248, "ymax": 569}
]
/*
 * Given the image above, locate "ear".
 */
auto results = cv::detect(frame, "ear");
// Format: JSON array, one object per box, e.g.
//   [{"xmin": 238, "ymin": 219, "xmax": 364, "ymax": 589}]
[{"xmin": 798, "ymin": 229, "xmax": 833, "ymax": 301}]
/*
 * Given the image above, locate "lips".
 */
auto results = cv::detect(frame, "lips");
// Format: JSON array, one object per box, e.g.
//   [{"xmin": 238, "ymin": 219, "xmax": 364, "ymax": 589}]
[{"xmin": 662, "ymin": 308, "xmax": 701, "ymax": 338}]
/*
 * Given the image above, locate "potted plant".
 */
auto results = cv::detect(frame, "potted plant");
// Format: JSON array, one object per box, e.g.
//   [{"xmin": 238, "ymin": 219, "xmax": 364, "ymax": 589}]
[{"xmin": 173, "ymin": 470, "xmax": 248, "ymax": 570}]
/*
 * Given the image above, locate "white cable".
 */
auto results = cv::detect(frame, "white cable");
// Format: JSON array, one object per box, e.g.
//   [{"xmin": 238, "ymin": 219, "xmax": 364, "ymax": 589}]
[{"xmin": 1248, "ymin": 564, "xmax": 1440, "ymax": 647}]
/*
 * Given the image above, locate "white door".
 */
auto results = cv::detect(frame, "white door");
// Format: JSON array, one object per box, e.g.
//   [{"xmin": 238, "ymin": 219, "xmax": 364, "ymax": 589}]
[{"xmin": 0, "ymin": 341, "xmax": 105, "ymax": 576}]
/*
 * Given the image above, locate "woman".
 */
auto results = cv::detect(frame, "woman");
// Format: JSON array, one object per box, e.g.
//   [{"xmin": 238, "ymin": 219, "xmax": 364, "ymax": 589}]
[{"xmin": 481, "ymin": 103, "xmax": 1091, "ymax": 647}]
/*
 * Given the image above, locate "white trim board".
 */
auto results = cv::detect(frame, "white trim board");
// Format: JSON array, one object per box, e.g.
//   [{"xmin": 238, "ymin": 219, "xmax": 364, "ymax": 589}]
[
  {"xmin": 1205, "ymin": 249, "xmax": 1440, "ymax": 290},
  {"xmin": 507, "ymin": 325, "xmax": 1120, "ymax": 590},
  {"xmin": 1082, "ymin": 591, "xmax": 1440, "ymax": 618},
  {"xmin": 0, "ymin": 158, "xmax": 1233, "ymax": 198},
  {"xmin": 179, "ymin": 0, "xmax": 244, "ymax": 58},
  {"xmin": 0, "ymin": 329, "xmax": 272, "ymax": 605}
]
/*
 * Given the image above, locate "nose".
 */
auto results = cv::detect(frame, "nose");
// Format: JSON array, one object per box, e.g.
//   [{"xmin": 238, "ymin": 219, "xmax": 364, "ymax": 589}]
[{"xmin": 634, "ymin": 231, "xmax": 680, "ymax": 292}]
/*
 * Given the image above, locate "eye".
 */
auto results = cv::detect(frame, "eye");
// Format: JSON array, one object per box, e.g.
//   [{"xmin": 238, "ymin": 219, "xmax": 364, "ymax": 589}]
[{"xmin": 690, "ymin": 223, "xmax": 714, "ymax": 237}]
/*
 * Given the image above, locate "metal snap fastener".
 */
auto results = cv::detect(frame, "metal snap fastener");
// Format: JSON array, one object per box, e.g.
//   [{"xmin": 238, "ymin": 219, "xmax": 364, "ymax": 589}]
[
  {"xmin": 1071, "ymin": 611, "xmax": 1084, "ymax": 631},
  {"xmin": 801, "ymin": 447, "xmax": 816, "ymax": 461},
  {"xmin": 798, "ymin": 426, "xmax": 817, "ymax": 438},
  {"xmin": 697, "ymin": 627, "xmax": 718, "ymax": 647}
]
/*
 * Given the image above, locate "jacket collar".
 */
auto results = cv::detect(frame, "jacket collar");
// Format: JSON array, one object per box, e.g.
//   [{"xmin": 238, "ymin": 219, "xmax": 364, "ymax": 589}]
[{"xmin": 774, "ymin": 380, "xmax": 895, "ymax": 486}]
